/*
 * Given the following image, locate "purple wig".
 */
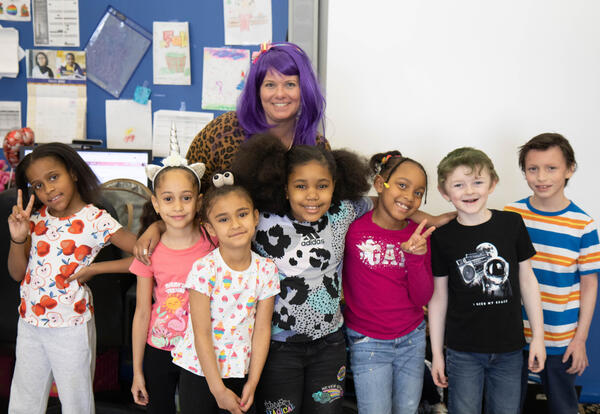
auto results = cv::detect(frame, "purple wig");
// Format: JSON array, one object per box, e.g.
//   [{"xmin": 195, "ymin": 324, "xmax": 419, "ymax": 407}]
[{"xmin": 237, "ymin": 42, "xmax": 326, "ymax": 146}]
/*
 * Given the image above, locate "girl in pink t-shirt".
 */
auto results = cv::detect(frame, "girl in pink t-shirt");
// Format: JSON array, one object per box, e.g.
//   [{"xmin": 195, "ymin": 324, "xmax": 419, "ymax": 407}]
[
  {"xmin": 130, "ymin": 164, "xmax": 214, "ymax": 414},
  {"xmin": 342, "ymin": 151, "xmax": 435, "ymax": 414}
]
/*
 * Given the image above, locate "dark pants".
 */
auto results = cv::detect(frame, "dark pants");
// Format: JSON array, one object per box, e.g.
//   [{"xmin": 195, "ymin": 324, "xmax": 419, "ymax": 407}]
[
  {"xmin": 179, "ymin": 368, "xmax": 249, "ymax": 414},
  {"xmin": 143, "ymin": 344, "xmax": 182, "ymax": 414},
  {"xmin": 255, "ymin": 329, "xmax": 347, "ymax": 414},
  {"xmin": 520, "ymin": 351, "xmax": 579, "ymax": 414}
]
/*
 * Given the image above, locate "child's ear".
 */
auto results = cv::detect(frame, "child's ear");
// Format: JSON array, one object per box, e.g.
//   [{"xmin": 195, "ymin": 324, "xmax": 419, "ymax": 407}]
[
  {"xmin": 373, "ymin": 175, "xmax": 385, "ymax": 194},
  {"xmin": 204, "ymin": 221, "xmax": 217, "ymax": 238},
  {"xmin": 566, "ymin": 164, "xmax": 576, "ymax": 179},
  {"xmin": 69, "ymin": 170, "xmax": 78, "ymax": 182},
  {"xmin": 438, "ymin": 185, "xmax": 451, "ymax": 202},
  {"xmin": 151, "ymin": 195, "xmax": 160, "ymax": 214},
  {"xmin": 488, "ymin": 179, "xmax": 498, "ymax": 194},
  {"xmin": 252, "ymin": 208, "xmax": 259, "ymax": 227}
]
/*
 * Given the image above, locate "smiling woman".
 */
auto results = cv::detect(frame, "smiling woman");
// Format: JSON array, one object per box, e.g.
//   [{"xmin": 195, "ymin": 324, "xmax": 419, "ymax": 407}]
[{"xmin": 185, "ymin": 42, "xmax": 329, "ymax": 191}]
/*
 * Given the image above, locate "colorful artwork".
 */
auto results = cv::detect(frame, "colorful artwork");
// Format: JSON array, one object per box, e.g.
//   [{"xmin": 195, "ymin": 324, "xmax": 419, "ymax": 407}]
[
  {"xmin": 201, "ymin": 47, "xmax": 249, "ymax": 111},
  {"xmin": 153, "ymin": 21, "xmax": 191, "ymax": 85},
  {"xmin": 223, "ymin": 0, "xmax": 272, "ymax": 45}
]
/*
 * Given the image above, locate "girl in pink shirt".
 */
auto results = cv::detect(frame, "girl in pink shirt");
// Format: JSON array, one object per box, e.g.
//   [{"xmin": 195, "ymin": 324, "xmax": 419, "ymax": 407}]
[
  {"xmin": 130, "ymin": 156, "xmax": 214, "ymax": 413},
  {"xmin": 342, "ymin": 151, "xmax": 435, "ymax": 414}
]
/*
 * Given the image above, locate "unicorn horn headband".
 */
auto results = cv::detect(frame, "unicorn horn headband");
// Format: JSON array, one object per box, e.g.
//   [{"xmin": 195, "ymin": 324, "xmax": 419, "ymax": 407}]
[{"xmin": 146, "ymin": 121, "xmax": 206, "ymax": 189}]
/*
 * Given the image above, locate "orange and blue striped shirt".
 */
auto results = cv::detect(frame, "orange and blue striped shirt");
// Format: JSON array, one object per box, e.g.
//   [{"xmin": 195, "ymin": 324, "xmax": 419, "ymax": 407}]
[{"xmin": 505, "ymin": 198, "xmax": 600, "ymax": 354}]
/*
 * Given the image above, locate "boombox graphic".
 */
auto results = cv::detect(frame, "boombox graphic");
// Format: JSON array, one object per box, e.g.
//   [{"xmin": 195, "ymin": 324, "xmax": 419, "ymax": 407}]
[{"xmin": 455, "ymin": 242, "xmax": 511, "ymax": 297}]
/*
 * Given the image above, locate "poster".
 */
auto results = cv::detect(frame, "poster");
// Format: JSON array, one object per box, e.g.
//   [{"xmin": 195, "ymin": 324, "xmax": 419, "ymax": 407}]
[
  {"xmin": 223, "ymin": 0, "xmax": 271, "ymax": 45},
  {"xmin": 32, "ymin": 0, "xmax": 79, "ymax": 47},
  {"xmin": 26, "ymin": 49, "xmax": 86, "ymax": 143},
  {"xmin": 202, "ymin": 47, "xmax": 249, "ymax": 111},
  {"xmin": 153, "ymin": 21, "xmax": 191, "ymax": 85},
  {"xmin": 0, "ymin": 0, "xmax": 31, "ymax": 22}
]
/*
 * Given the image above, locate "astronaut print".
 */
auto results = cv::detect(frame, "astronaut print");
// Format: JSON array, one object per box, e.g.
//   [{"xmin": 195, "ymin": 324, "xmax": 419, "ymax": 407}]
[{"xmin": 455, "ymin": 242, "xmax": 512, "ymax": 299}]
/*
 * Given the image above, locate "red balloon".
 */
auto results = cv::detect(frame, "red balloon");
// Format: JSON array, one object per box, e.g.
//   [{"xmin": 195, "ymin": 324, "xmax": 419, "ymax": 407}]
[{"xmin": 2, "ymin": 128, "xmax": 35, "ymax": 168}]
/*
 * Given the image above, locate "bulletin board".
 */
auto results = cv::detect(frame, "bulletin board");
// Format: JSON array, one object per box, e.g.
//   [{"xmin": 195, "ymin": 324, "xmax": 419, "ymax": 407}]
[{"xmin": 0, "ymin": 1, "xmax": 288, "ymax": 150}]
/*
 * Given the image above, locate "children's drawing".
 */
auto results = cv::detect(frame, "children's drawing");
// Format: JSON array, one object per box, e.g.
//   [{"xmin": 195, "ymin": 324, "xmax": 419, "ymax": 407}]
[
  {"xmin": 0, "ymin": 0, "xmax": 31, "ymax": 21},
  {"xmin": 202, "ymin": 47, "xmax": 249, "ymax": 111},
  {"xmin": 153, "ymin": 21, "xmax": 191, "ymax": 85},
  {"xmin": 105, "ymin": 100, "xmax": 152, "ymax": 150},
  {"xmin": 223, "ymin": 0, "xmax": 272, "ymax": 45}
]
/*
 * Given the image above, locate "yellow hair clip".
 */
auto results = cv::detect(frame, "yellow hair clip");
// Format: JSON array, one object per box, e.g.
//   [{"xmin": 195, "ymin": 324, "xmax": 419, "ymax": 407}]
[{"xmin": 383, "ymin": 182, "xmax": 390, "ymax": 189}]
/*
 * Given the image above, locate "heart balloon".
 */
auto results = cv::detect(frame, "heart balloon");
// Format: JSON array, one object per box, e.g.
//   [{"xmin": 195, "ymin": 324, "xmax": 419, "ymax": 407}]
[{"xmin": 3, "ymin": 128, "xmax": 35, "ymax": 168}]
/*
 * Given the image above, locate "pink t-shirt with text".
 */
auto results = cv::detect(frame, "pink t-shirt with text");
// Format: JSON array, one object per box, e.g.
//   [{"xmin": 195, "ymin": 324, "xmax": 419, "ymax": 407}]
[
  {"xmin": 129, "ymin": 237, "xmax": 215, "ymax": 350},
  {"xmin": 343, "ymin": 211, "xmax": 433, "ymax": 340}
]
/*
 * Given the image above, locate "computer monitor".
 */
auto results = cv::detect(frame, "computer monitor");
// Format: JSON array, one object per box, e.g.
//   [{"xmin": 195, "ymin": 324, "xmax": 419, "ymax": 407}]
[{"xmin": 20, "ymin": 147, "xmax": 151, "ymax": 186}]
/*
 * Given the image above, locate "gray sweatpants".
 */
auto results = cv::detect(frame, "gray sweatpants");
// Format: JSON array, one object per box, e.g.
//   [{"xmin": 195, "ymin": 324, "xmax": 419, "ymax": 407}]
[{"xmin": 8, "ymin": 318, "xmax": 96, "ymax": 414}]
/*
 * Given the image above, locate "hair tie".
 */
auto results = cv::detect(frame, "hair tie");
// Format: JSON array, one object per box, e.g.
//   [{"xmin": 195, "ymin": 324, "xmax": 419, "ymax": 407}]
[
  {"xmin": 213, "ymin": 172, "xmax": 234, "ymax": 188},
  {"xmin": 252, "ymin": 42, "xmax": 272, "ymax": 64},
  {"xmin": 146, "ymin": 122, "xmax": 206, "ymax": 189}
]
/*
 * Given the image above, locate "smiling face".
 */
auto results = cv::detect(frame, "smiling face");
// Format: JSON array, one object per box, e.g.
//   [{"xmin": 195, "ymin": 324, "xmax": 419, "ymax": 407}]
[
  {"xmin": 440, "ymin": 164, "xmax": 497, "ymax": 225},
  {"xmin": 204, "ymin": 191, "xmax": 259, "ymax": 251},
  {"xmin": 26, "ymin": 156, "xmax": 84, "ymax": 218},
  {"xmin": 36, "ymin": 53, "xmax": 47, "ymax": 67},
  {"xmin": 524, "ymin": 146, "xmax": 574, "ymax": 210},
  {"xmin": 259, "ymin": 69, "xmax": 301, "ymax": 125},
  {"xmin": 66, "ymin": 53, "xmax": 75, "ymax": 66},
  {"xmin": 286, "ymin": 160, "xmax": 334, "ymax": 223},
  {"xmin": 151, "ymin": 169, "xmax": 200, "ymax": 232},
  {"xmin": 373, "ymin": 161, "xmax": 426, "ymax": 230}
]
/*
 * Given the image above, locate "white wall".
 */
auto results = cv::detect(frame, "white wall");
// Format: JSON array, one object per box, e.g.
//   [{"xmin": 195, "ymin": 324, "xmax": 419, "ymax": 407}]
[{"xmin": 324, "ymin": 0, "xmax": 600, "ymax": 221}]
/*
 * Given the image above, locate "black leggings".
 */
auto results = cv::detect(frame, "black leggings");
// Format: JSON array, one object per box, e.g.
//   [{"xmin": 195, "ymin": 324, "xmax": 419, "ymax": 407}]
[
  {"xmin": 179, "ymin": 369, "xmax": 252, "ymax": 414},
  {"xmin": 143, "ymin": 344, "xmax": 182, "ymax": 414}
]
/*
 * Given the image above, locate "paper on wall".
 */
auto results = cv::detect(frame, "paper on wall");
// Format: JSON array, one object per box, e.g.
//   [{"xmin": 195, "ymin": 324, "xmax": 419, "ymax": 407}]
[
  {"xmin": 0, "ymin": 0, "xmax": 31, "ymax": 21},
  {"xmin": 32, "ymin": 0, "xmax": 80, "ymax": 47},
  {"xmin": 0, "ymin": 101, "xmax": 22, "ymax": 139},
  {"xmin": 223, "ymin": 0, "xmax": 272, "ymax": 45},
  {"xmin": 202, "ymin": 47, "xmax": 249, "ymax": 111},
  {"xmin": 106, "ymin": 100, "xmax": 152, "ymax": 150},
  {"xmin": 0, "ymin": 26, "xmax": 19, "ymax": 78},
  {"xmin": 26, "ymin": 49, "xmax": 86, "ymax": 82},
  {"xmin": 153, "ymin": 21, "xmax": 191, "ymax": 85},
  {"xmin": 152, "ymin": 110, "xmax": 214, "ymax": 157},
  {"xmin": 26, "ymin": 83, "xmax": 86, "ymax": 143}
]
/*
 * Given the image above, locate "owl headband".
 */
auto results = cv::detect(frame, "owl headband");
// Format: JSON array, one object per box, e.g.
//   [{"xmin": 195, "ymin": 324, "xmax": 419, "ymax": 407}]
[{"xmin": 146, "ymin": 122, "xmax": 206, "ymax": 189}]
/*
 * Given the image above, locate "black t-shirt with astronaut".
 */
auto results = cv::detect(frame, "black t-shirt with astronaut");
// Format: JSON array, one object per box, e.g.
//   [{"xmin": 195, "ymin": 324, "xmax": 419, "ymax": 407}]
[{"xmin": 431, "ymin": 209, "xmax": 536, "ymax": 353}]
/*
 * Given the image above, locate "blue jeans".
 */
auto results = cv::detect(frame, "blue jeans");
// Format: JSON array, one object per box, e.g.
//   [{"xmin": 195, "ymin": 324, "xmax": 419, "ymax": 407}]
[
  {"xmin": 346, "ymin": 322, "xmax": 426, "ymax": 414},
  {"xmin": 519, "ymin": 351, "xmax": 579, "ymax": 414},
  {"xmin": 446, "ymin": 348, "xmax": 522, "ymax": 414}
]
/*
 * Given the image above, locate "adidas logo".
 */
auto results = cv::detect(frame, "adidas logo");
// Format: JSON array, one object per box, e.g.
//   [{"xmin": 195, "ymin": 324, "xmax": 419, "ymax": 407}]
[{"xmin": 301, "ymin": 232, "xmax": 324, "ymax": 246}]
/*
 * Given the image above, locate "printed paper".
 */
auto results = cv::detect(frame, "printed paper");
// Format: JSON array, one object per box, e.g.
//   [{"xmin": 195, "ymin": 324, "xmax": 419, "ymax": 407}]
[
  {"xmin": 0, "ymin": 101, "xmax": 22, "ymax": 139},
  {"xmin": 152, "ymin": 110, "xmax": 214, "ymax": 157},
  {"xmin": 32, "ymin": 0, "xmax": 80, "ymax": 47}
]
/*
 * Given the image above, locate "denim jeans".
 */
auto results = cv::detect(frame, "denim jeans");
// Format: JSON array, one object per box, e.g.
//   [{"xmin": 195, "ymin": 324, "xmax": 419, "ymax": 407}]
[
  {"xmin": 519, "ymin": 351, "xmax": 579, "ymax": 414},
  {"xmin": 446, "ymin": 348, "xmax": 522, "ymax": 414},
  {"xmin": 255, "ymin": 329, "xmax": 347, "ymax": 414},
  {"xmin": 346, "ymin": 322, "xmax": 426, "ymax": 414}
]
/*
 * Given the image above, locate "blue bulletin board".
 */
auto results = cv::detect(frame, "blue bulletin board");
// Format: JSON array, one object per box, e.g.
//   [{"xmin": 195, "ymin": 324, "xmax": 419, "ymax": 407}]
[{"xmin": 0, "ymin": 1, "xmax": 288, "ymax": 150}]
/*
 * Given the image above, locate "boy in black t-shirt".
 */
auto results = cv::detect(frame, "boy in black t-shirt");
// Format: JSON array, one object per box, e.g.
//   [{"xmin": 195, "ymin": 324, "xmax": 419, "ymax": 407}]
[{"xmin": 428, "ymin": 147, "xmax": 546, "ymax": 414}]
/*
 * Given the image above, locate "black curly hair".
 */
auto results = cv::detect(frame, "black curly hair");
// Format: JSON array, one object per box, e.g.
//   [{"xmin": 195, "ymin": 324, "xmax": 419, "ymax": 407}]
[{"xmin": 232, "ymin": 134, "xmax": 370, "ymax": 215}]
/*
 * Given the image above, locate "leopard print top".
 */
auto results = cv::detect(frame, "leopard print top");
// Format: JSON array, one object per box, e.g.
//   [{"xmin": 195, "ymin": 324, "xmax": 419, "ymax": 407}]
[{"xmin": 185, "ymin": 111, "xmax": 330, "ymax": 191}]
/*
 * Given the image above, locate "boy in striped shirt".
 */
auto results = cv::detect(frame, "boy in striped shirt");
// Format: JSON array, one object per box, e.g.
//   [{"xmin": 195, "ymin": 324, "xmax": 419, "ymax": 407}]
[{"xmin": 506, "ymin": 133, "xmax": 600, "ymax": 414}]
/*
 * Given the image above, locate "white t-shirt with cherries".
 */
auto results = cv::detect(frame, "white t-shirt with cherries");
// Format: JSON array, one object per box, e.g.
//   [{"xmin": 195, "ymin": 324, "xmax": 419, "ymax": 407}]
[
  {"xmin": 21, "ymin": 204, "xmax": 122, "ymax": 328},
  {"xmin": 172, "ymin": 249, "xmax": 280, "ymax": 378}
]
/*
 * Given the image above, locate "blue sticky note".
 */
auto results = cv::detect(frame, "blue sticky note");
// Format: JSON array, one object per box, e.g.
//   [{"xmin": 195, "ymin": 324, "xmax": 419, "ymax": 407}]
[{"xmin": 134, "ymin": 85, "xmax": 151, "ymax": 104}]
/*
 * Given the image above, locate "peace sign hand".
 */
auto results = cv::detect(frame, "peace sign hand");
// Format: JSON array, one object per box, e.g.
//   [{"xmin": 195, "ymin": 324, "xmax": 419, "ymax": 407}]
[
  {"xmin": 8, "ymin": 189, "xmax": 35, "ymax": 244},
  {"xmin": 401, "ymin": 219, "xmax": 435, "ymax": 255}
]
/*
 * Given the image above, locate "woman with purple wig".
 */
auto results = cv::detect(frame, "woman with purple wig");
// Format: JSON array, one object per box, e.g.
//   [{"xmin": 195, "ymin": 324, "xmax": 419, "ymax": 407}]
[{"xmin": 186, "ymin": 42, "xmax": 329, "ymax": 191}]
